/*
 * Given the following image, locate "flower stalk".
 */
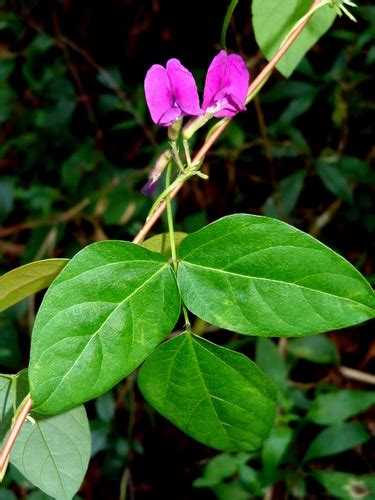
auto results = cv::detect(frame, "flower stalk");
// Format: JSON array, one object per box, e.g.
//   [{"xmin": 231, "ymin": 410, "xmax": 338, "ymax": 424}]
[{"xmin": 133, "ymin": 0, "xmax": 323, "ymax": 245}]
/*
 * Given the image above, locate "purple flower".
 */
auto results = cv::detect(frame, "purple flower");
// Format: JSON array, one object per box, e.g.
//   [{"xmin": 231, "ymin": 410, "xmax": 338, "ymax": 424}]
[
  {"xmin": 144, "ymin": 59, "xmax": 202, "ymax": 127},
  {"xmin": 202, "ymin": 50, "xmax": 249, "ymax": 118}
]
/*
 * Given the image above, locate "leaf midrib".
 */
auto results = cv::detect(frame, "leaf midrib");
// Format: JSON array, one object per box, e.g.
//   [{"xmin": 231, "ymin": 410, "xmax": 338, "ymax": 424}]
[
  {"xmin": 187, "ymin": 335, "xmax": 240, "ymax": 450},
  {"xmin": 51, "ymin": 258, "xmax": 165, "ymax": 289},
  {"xmin": 193, "ymin": 337, "xmax": 275, "ymax": 405},
  {"xmin": 20, "ymin": 422, "xmax": 68, "ymax": 499},
  {"xmin": 33, "ymin": 264, "xmax": 169, "ymax": 408},
  {"xmin": 180, "ymin": 262, "xmax": 375, "ymax": 311}
]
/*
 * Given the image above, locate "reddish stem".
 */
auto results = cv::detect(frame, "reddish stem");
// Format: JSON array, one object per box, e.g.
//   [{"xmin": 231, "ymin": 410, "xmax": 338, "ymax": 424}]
[
  {"xmin": 133, "ymin": 0, "xmax": 321, "ymax": 244},
  {"xmin": 0, "ymin": 0, "xmax": 322, "ymax": 472},
  {"xmin": 0, "ymin": 397, "xmax": 32, "ymax": 472}
]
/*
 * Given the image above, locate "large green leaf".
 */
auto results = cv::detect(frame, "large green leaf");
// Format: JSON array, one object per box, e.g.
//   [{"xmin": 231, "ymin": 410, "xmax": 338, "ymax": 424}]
[
  {"xmin": 307, "ymin": 390, "xmax": 375, "ymax": 426},
  {"xmin": 0, "ymin": 259, "xmax": 69, "ymax": 313},
  {"xmin": 138, "ymin": 332, "xmax": 276, "ymax": 452},
  {"xmin": 11, "ymin": 405, "xmax": 91, "ymax": 500},
  {"xmin": 177, "ymin": 215, "xmax": 375, "ymax": 337},
  {"xmin": 252, "ymin": 0, "xmax": 336, "ymax": 78},
  {"xmin": 29, "ymin": 241, "xmax": 180, "ymax": 413}
]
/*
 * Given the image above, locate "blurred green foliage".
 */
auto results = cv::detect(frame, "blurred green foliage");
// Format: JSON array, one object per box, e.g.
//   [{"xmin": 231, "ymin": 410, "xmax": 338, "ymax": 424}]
[{"xmin": 0, "ymin": 0, "xmax": 374, "ymax": 498}]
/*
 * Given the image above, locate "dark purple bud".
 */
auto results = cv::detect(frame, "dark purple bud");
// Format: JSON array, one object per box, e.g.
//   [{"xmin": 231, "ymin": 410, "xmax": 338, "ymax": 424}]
[
  {"xmin": 141, "ymin": 150, "xmax": 172, "ymax": 196},
  {"xmin": 141, "ymin": 178, "xmax": 159, "ymax": 196}
]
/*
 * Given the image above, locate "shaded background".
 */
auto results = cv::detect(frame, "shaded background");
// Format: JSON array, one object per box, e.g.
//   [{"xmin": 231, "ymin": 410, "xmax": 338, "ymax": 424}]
[{"xmin": 0, "ymin": 1, "xmax": 374, "ymax": 498}]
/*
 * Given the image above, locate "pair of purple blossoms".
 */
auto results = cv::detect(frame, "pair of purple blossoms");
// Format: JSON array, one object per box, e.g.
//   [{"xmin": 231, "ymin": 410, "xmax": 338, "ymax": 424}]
[{"xmin": 144, "ymin": 50, "xmax": 250, "ymax": 127}]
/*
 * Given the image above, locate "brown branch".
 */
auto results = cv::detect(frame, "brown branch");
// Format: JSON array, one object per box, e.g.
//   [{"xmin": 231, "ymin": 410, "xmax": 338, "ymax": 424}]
[
  {"xmin": 133, "ymin": 0, "xmax": 322, "ymax": 244},
  {"xmin": 339, "ymin": 366, "xmax": 375, "ymax": 385}
]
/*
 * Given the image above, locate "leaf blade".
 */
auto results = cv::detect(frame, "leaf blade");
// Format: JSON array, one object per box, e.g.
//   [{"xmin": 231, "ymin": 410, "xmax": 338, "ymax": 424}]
[
  {"xmin": 307, "ymin": 390, "xmax": 375, "ymax": 426},
  {"xmin": 313, "ymin": 471, "xmax": 375, "ymax": 500},
  {"xmin": 177, "ymin": 214, "xmax": 375, "ymax": 337},
  {"xmin": 303, "ymin": 423, "xmax": 370, "ymax": 462},
  {"xmin": 0, "ymin": 259, "xmax": 69, "ymax": 313},
  {"xmin": 29, "ymin": 241, "xmax": 180, "ymax": 413},
  {"xmin": 142, "ymin": 232, "xmax": 187, "ymax": 258},
  {"xmin": 138, "ymin": 332, "xmax": 276, "ymax": 452},
  {"xmin": 252, "ymin": 0, "xmax": 336, "ymax": 78},
  {"xmin": 10, "ymin": 406, "xmax": 91, "ymax": 500},
  {"xmin": 287, "ymin": 336, "xmax": 339, "ymax": 364}
]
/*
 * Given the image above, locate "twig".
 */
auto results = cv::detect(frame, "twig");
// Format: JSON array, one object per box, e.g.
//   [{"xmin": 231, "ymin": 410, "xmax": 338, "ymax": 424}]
[
  {"xmin": 0, "ymin": 396, "xmax": 32, "ymax": 473},
  {"xmin": 0, "ymin": 0, "xmax": 325, "ymax": 470},
  {"xmin": 22, "ymin": 7, "xmax": 156, "ymax": 145},
  {"xmin": 309, "ymin": 198, "xmax": 342, "ymax": 237},
  {"xmin": 339, "ymin": 366, "xmax": 375, "ymax": 385},
  {"xmin": 0, "ymin": 198, "xmax": 91, "ymax": 238},
  {"xmin": 51, "ymin": 8, "xmax": 99, "ymax": 134},
  {"xmin": 132, "ymin": 0, "xmax": 322, "ymax": 244},
  {"xmin": 58, "ymin": 36, "xmax": 156, "ymax": 146}
]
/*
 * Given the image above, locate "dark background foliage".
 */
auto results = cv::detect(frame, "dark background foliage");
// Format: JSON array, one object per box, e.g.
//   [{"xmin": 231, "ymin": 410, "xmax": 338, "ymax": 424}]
[{"xmin": 0, "ymin": 1, "xmax": 374, "ymax": 498}]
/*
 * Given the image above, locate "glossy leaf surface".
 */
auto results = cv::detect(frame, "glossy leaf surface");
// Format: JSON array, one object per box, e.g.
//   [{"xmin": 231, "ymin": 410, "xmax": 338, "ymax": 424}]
[
  {"xmin": 138, "ymin": 332, "xmax": 276, "ymax": 452},
  {"xmin": 0, "ymin": 259, "xmax": 69, "ymax": 313},
  {"xmin": 177, "ymin": 215, "xmax": 375, "ymax": 337},
  {"xmin": 29, "ymin": 241, "xmax": 180, "ymax": 413}
]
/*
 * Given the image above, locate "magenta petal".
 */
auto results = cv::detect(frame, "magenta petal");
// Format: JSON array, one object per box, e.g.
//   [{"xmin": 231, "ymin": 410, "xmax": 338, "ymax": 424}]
[
  {"xmin": 223, "ymin": 53, "xmax": 249, "ymax": 103},
  {"xmin": 212, "ymin": 87, "xmax": 247, "ymax": 118},
  {"xmin": 166, "ymin": 59, "xmax": 202, "ymax": 116},
  {"xmin": 157, "ymin": 106, "xmax": 182, "ymax": 126},
  {"xmin": 144, "ymin": 64, "xmax": 173, "ymax": 125},
  {"xmin": 203, "ymin": 51, "xmax": 249, "ymax": 115},
  {"xmin": 202, "ymin": 50, "xmax": 228, "ymax": 111}
]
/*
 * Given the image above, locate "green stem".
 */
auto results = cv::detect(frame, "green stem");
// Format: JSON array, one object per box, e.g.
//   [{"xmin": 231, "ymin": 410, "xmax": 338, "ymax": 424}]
[
  {"xmin": 146, "ymin": 174, "xmax": 184, "ymax": 221},
  {"xmin": 165, "ymin": 163, "xmax": 177, "ymax": 271},
  {"xmin": 277, "ymin": 0, "xmax": 331, "ymax": 50},
  {"xmin": 182, "ymin": 304, "xmax": 191, "ymax": 331},
  {"xmin": 133, "ymin": 0, "xmax": 323, "ymax": 246},
  {"xmin": 246, "ymin": 73, "xmax": 271, "ymax": 105},
  {"xmin": 170, "ymin": 141, "xmax": 185, "ymax": 172},
  {"xmin": 183, "ymin": 139, "xmax": 192, "ymax": 167}
]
